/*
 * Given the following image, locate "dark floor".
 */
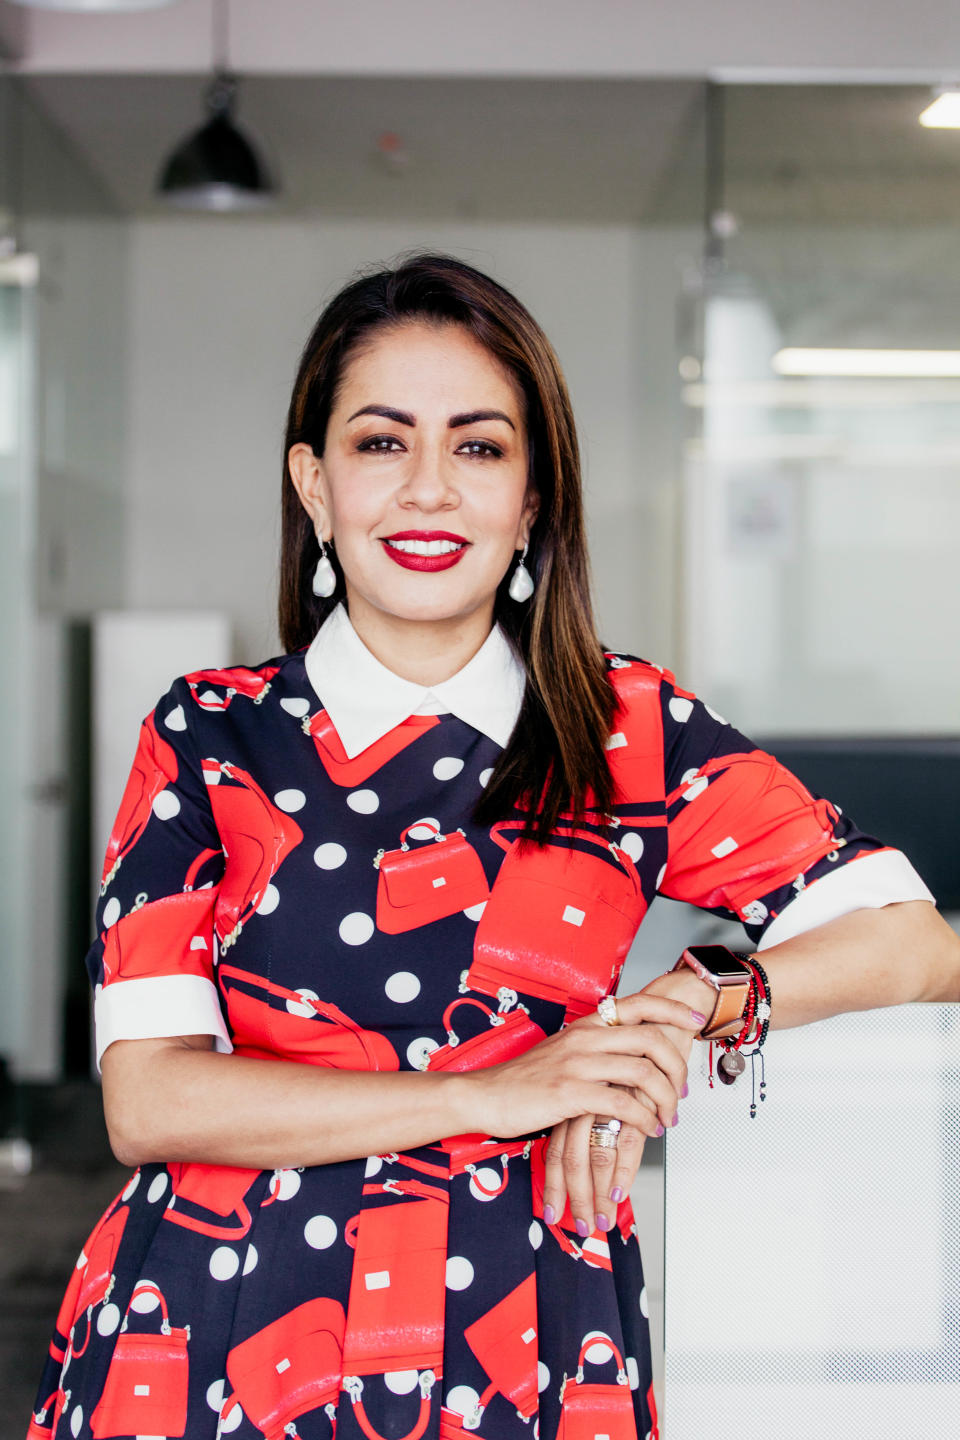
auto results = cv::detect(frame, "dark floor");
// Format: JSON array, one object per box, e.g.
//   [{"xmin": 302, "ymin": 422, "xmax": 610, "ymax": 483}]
[{"xmin": 0, "ymin": 1084, "xmax": 127, "ymax": 1434}]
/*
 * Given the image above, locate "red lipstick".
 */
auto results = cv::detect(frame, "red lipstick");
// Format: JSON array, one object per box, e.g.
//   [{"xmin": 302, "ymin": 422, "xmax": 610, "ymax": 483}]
[{"xmin": 380, "ymin": 530, "xmax": 470, "ymax": 572}]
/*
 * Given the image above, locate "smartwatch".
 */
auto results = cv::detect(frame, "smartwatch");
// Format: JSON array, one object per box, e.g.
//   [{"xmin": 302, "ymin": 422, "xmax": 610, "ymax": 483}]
[{"xmin": 672, "ymin": 945, "xmax": 753, "ymax": 1040}]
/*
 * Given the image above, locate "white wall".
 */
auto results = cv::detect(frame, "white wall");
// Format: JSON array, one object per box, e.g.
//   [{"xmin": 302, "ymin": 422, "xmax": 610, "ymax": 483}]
[{"xmin": 125, "ymin": 216, "xmax": 699, "ymax": 668}]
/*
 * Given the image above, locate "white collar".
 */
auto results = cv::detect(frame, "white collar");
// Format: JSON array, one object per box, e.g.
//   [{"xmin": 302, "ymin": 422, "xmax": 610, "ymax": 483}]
[{"xmin": 303, "ymin": 602, "xmax": 526, "ymax": 758}]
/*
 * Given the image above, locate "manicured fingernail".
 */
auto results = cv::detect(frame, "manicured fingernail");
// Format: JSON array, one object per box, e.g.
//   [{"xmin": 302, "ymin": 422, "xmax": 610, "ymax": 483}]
[
  {"xmin": 671, "ymin": 1113, "xmax": 679, "ymax": 1127},
  {"xmin": 655, "ymin": 1123, "xmax": 665, "ymax": 1137},
  {"xmin": 575, "ymin": 1217, "xmax": 590, "ymax": 1238},
  {"xmin": 610, "ymin": 1186, "xmax": 624, "ymax": 1203},
  {"xmin": 543, "ymin": 1204, "xmax": 557, "ymax": 1225},
  {"xmin": 691, "ymin": 1010, "xmax": 707, "ymax": 1025},
  {"xmin": 681, "ymin": 1083, "xmax": 689, "ymax": 1099},
  {"xmin": 595, "ymin": 1213, "xmax": 611, "ymax": 1232}
]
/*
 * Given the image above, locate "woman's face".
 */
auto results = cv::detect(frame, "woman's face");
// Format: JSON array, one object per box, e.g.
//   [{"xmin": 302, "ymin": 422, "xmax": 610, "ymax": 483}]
[{"xmin": 289, "ymin": 320, "xmax": 537, "ymax": 635}]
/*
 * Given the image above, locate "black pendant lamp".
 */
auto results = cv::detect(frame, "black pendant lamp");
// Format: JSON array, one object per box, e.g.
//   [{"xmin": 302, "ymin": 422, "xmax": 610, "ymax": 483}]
[{"xmin": 156, "ymin": 1, "xmax": 277, "ymax": 211}]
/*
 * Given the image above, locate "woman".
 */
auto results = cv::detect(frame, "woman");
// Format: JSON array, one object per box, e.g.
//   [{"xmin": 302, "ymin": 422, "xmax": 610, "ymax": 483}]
[{"xmin": 29, "ymin": 253, "xmax": 958, "ymax": 1440}]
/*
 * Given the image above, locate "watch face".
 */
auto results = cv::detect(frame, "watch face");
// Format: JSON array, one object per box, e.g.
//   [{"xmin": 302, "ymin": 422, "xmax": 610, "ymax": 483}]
[{"xmin": 685, "ymin": 945, "xmax": 751, "ymax": 982}]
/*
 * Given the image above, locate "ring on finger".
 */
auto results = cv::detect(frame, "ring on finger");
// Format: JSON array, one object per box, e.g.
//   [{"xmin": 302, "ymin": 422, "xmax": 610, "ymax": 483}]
[
  {"xmin": 596, "ymin": 996, "xmax": 621, "ymax": 1026},
  {"xmin": 589, "ymin": 1117, "xmax": 622, "ymax": 1148}
]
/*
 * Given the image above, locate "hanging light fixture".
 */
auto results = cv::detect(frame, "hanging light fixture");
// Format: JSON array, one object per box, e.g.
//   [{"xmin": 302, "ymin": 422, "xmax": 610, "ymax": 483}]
[{"xmin": 156, "ymin": 0, "xmax": 277, "ymax": 211}]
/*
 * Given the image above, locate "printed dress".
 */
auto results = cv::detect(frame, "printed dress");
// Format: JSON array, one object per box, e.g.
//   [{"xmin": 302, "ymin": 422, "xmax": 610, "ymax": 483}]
[{"xmin": 29, "ymin": 640, "xmax": 908, "ymax": 1440}]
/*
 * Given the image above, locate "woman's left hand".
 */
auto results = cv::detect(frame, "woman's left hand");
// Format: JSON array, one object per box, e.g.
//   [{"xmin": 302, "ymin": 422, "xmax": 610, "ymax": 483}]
[{"xmin": 541, "ymin": 968, "xmax": 710, "ymax": 1236}]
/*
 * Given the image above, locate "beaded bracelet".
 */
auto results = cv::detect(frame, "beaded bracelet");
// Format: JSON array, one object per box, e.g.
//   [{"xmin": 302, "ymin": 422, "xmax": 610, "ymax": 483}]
[{"xmin": 709, "ymin": 955, "xmax": 772, "ymax": 1115}]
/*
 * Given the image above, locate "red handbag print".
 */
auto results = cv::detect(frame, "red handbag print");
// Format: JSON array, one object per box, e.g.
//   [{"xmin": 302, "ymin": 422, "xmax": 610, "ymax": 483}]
[
  {"xmin": 219, "ymin": 964, "xmax": 399, "ymax": 1070},
  {"xmin": 375, "ymin": 821, "xmax": 490, "ymax": 934},
  {"xmin": 304, "ymin": 707, "xmax": 440, "ymax": 787},
  {"xmin": 203, "ymin": 759, "xmax": 303, "ymax": 951},
  {"xmin": 663, "ymin": 750, "xmax": 841, "ymax": 912},
  {"xmin": 90, "ymin": 1282, "xmax": 190, "ymax": 1439},
  {"xmin": 100, "ymin": 712, "xmax": 178, "ymax": 892},
  {"xmin": 70, "ymin": 1203, "xmax": 129, "ymax": 1356},
  {"xmin": 423, "ymin": 994, "xmax": 545, "ymax": 1073},
  {"xmin": 556, "ymin": 1338, "xmax": 636, "ymax": 1440},
  {"xmin": 600, "ymin": 660, "xmax": 668, "ymax": 806},
  {"xmin": 439, "ymin": 1405, "xmax": 488, "ymax": 1439},
  {"xmin": 341, "ymin": 1178, "xmax": 449, "ymax": 1375},
  {"xmin": 165, "ymin": 1162, "xmax": 260, "ymax": 1241},
  {"xmin": 463, "ymin": 821, "xmax": 646, "ymax": 1020},
  {"xmin": 222, "ymin": 1297, "xmax": 346, "ymax": 1439},
  {"xmin": 185, "ymin": 664, "xmax": 279, "ymax": 711},
  {"xmin": 341, "ymin": 1370, "xmax": 437, "ymax": 1440},
  {"xmin": 27, "ymin": 1388, "xmax": 68, "ymax": 1439},
  {"xmin": 101, "ymin": 886, "xmax": 218, "ymax": 984},
  {"xmin": 464, "ymin": 1272, "xmax": 539, "ymax": 1422},
  {"xmin": 442, "ymin": 1136, "xmax": 531, "ymax": 1201}
]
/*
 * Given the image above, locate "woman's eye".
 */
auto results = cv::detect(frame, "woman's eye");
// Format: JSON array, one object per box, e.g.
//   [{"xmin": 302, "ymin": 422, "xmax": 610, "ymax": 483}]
[
  {"xmin": 356, "ymin": 435, "xmax": 405, "ymax": 453},
  {"xmin": 458, "ymin": 440, "xmax": 503, "ymax": 458}
]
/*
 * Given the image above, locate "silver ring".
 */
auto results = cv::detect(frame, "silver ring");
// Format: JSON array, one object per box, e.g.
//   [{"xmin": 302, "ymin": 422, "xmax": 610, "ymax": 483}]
[
  {"xmin": 596, "ymin": 996, "xmax": 621, "ymax": 1026},
  {"xmin": 589, "ymin": 1117, "xmax": 622, "ymax": 1149}
]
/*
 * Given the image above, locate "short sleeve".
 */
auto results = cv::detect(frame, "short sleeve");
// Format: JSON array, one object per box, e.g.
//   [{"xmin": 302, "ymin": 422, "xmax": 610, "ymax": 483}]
[
  {"xmin": 656, "ymin": 670, "xmax": 935, "ymax": 951},
  {"xmin": 89, "ymin": 678, "xmax": 232, "ymax": 1068}
]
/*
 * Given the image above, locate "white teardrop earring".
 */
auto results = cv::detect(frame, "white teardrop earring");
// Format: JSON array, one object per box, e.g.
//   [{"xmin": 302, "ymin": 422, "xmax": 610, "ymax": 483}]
[
  {"xmin": 508, "ymin": 542, "xmax": 535, "ymax": 603},
  {"xmin": 312, "ymin": 536, "xmax": 337, "ymax": 598}
]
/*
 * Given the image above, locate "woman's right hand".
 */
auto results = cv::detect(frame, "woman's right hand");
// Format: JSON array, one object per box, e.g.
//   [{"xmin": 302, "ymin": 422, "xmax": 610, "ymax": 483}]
[{"xmin": 468, "ymin": 991, "xmax": 705, "ymax": 1142}]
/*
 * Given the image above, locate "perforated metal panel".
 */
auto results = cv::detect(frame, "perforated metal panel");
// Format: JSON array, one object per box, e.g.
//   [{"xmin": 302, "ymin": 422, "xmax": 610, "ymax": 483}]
[{"xmin": 663, "ymin": 1003, "xmax": 960, "ymax": 1438}]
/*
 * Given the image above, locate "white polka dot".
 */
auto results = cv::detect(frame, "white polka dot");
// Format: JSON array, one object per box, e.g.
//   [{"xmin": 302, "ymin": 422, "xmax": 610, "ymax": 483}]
[
  {"xmin": 682, "ymin": 777, "xmax": 709, "ymax": 802},
  {"xmin": 101, "ymin": 896, "xmax": 121, "ymax": 929},
  {"xmin": 152, "ymin": 790, "xmax": 181, "ymax": 821},
  {"xmin": 286, "ymin": 987, "xmax": 319, "ymax": 1018},
  {"xmin": 406, "ymin": 817, "xmax": 440, "ymax": 841},
  {"xmin": 445, "ymin": 1256, "xmax": 474, "ymax": 1290},
  {"xmin": 462, "ymin": 901, "xmax": 487, "ymax": 922},
  {"xmin": 742, "ymin": 900, "xmax": 768, "ymax": 924},
  {"xmin": 206, "ymin": 1379, "xmax": 227, "ymax": 1413},
  {"xmin": 256, "ymin": 883, "xmax": 279, "ymax": 915},
  {"xmin": 304, "ymin": 1214, "xmax": 338, "ymax": 1250},
  {"xmin": 347, "ymin": 788, "xmax": 379, "ymax": 814},
  {"xmin": 130, "ymin": 1284, "xmax": 160, "ymax": 1314},
  {"xmin": 270, "ymin": 1168, "xmax": 302, "ymax": 1201},
  {"xmin": 433, "ymin": 756, "xmax": 464, "ymax": 781},
  {"xmin": 314, "ymin": 842, "xmax": 347, "ymax": 869},
  {"xmin": 656, "ymin": 864, "xmax": 667, "ymax": 890},
  {"xmin": 146, "ymin": 1173, "xmax": 168, "ymax": 1204},
  {"xmin": 619, "ymin": 832, "xmax": 644, "ymax": 863},
  {"xmin": 446, "ymin": 1386, "xmax": 480, "ymax": 1420},
  {"xmin": 669, "ymin": 697, "xmax": 694, "ymax": 723},
  {"xmin": 97, "ymin": 1303, "xmax": 120, "ymax": 1336},
  {"xmin": 385, "ymin": 971, "xmax": 421, "ymax": 1003},
  {"xmin": 640, "ymin": 1285, "xmax": 649, "ymax": 1318},
  {"xmin": 710, "ymin": 835, "xmax": 738, "ymax": 858},
  {"xmin": 528, "ymin": 1221, "xmax": 543, "ymax": 1249},
  {"xmin": 407, "ymin": 1037, "xmax": 439, "ymax": 1070},
  {"xmin": 680, "ymin": 767, "xmax": 699, "ymax": 785},
  {"xmin": 210, "ymin": 1246, "xmax": 240, "ymax": 1281},
  {"xmin": 478, "ymin": 767, "xmax": 494, "ymax": 787},
  {"xmin": 364, "ymin": 1156, "xmax": 383, "ymax": 1178},
  {"xmin": 274, "ymin": 788, "xmax": 306, "ymax": 813},
  {"xmin": 220, "ymin": 1400, "xmax": 243, "ymax": 1432},
  {"xmin": 705, "ymin": 704, "xmax": 728, "ymax": 725},
  {"xmin": 121, "ymin": 1172, "xmax": 141, "ymax": 1201},
  {"xmin": 537, "ymin": 1361, "xmax": 550, "ymax": 1393},
  {"xmin": 626, "ymin": 1355, "xmax": 640, "ymax": 1389},
  {"xmin": 384, "ymin": 1370, "xmax": 420, "ymax": 1395},
  {"xmin": 280, "ymin": 697, "xmax": 311, "ymax": 718},
  {"xmin": 164, "ymin": 704, "xmax": 187, "ymax": 732},
  {"xmin": 583, "ymin": 1331, "xmax": 614, "ymax": 1365},
  {"xmin": 70, "ymin": 1405, "xmax": 83, "ymax": 1438},
  {"xmin": 243, "ymin": 1243, "xmax": 258, "ymax": 1275},
  {"xmin": 469, "ymin": 1167, "xmax": 503, "ymax": 1201},
  {"xmin": 339, "ymin": 911, "xmax": 374, "ymax": 946}
]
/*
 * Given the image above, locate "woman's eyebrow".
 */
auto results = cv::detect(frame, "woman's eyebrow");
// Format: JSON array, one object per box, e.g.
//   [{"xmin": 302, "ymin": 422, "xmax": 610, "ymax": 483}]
[{"xmin": 346, "ymin": 404, "xmax": 516, "ymax": 431}]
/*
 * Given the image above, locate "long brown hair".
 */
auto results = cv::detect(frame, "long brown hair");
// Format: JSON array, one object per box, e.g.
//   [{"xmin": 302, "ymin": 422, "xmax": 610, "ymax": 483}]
[{"xmin": 279, "ymin": 251, "xmax": 617, "ymax": 842}]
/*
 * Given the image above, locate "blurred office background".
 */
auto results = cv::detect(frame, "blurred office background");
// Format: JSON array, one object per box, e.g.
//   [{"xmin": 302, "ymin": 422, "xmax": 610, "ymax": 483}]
[{"xmin": 2, "ymin": 0, "xmax": 959, "ymax": 1431}]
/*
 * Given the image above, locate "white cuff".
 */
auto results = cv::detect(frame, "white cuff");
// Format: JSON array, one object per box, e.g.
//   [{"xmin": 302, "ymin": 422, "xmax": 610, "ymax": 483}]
[
  {"xmin": 94, "ymin": 974, "xmax": 233, "ymax": 1070},
  {"xmin": 757, "ymin": 849, "xmax": 936, "ymax": 951}
]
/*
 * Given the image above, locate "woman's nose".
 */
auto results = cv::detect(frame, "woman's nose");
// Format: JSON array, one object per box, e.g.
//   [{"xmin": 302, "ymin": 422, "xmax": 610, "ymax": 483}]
[{"xmin": 397, "ymin": 452, "xmax": 459, "ymax": 510}]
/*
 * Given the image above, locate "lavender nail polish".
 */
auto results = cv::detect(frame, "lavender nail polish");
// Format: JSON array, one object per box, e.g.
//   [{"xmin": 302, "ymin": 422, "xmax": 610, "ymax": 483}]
[
  {"xmin": 655, "ymin": 1123, "xmax": 665, "ymax": 1137},
  {"xmin": 543, "ymin": 1203, "xmax": 557, "ymax": 1225},
  {"xmin": 575, "ymin": 1217, "xmax": 590, "ymax": 1238},
  {"xmin": 595, "ymin": 1213, "xmax": 611, "ymax": 1232},
  {"xmin": 610, "ymin": 1186, "xmax": 624, "ymax": 1203},
  {"xmin": 681, "ymin": 1082, "xmax": 689, "ymax": 1099},
  {"xmin": 671, "ymin": 1113, "xmax": 679, "ymax": 1127}
]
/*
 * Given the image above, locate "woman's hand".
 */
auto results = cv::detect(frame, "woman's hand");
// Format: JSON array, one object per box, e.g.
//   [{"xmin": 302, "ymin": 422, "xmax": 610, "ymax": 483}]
[{"xmin": 470, "ymin": 990, "xmax": 705, "ymax": 1148}]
